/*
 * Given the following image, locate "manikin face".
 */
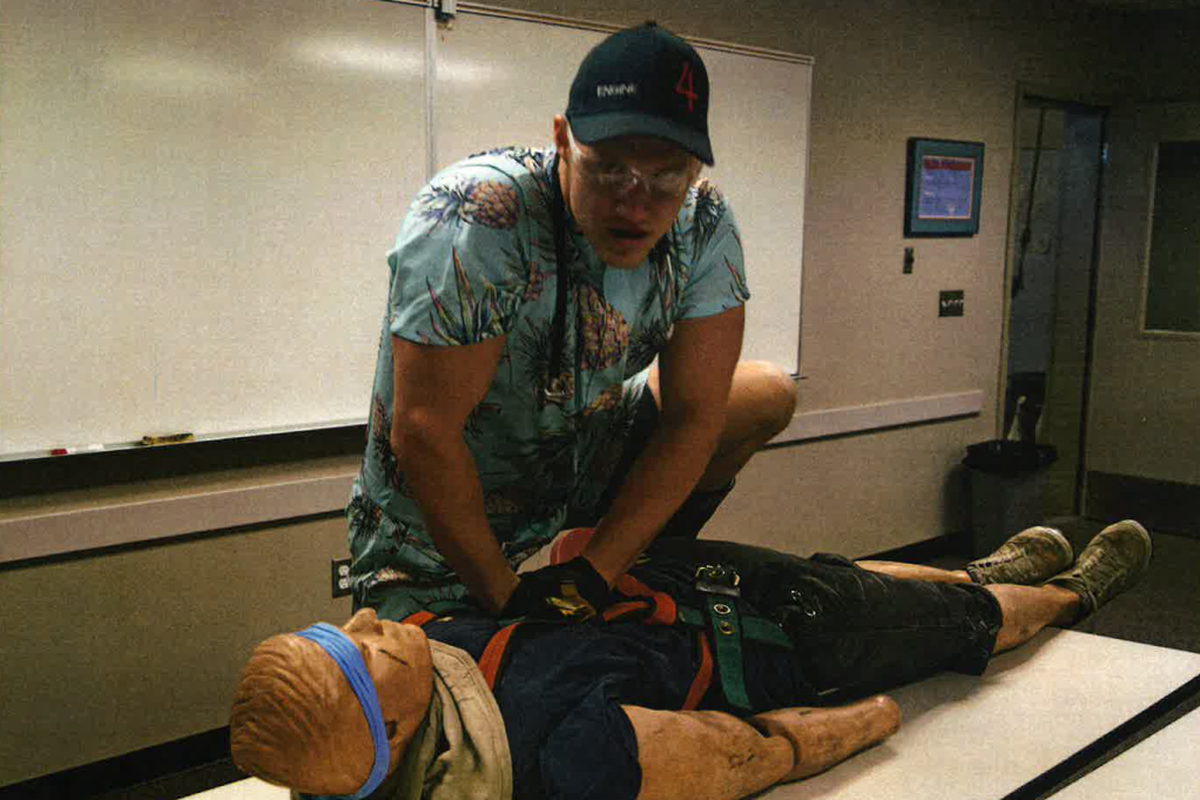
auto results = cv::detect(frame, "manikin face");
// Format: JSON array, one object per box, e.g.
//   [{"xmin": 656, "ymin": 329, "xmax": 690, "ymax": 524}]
[
  {"xmin": 553, "ymin": 115, "xmax": 698, "ymax": 268},
  {"xmin": 340, "ymin": 607, "xmax": 434, "ymax": 773}
]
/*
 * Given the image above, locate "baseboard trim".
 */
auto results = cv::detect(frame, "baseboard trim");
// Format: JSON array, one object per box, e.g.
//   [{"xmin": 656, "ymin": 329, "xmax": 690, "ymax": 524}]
[
  {"xmin": 1086, "ymin": 471, "xmax": 1200, "ymax": 539},
  {"xmin": 0, "ymin": 728, "xmax": 238, "ymax": 800}
]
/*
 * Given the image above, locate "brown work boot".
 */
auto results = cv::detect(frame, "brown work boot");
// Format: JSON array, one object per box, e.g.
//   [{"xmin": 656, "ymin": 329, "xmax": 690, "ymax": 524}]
[
  {"xmin": 966, "ymin": 526, "xmax": 1073, "ymax": 585},
  {"xmin": 1044, "ymin": 520, "xmax": 1153, "ymax": 621}
]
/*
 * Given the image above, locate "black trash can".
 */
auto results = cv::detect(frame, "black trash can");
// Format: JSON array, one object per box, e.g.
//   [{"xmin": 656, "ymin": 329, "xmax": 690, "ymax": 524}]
[{"xmin": 964, "ymin": 440, "xmax": 1058, "ymax": 558}]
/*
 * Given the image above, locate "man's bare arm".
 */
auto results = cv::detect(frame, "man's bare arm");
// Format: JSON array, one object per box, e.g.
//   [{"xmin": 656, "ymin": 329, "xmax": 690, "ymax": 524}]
[
  {"xmin": 389, "ymin": 334, "xmax": 518, "ymax": 613},
  {"xmin": 583, "ymin": 305, "xmax": 745, "ymax": 586},
  {"xmin": 623, "ymin": 695, "xmax": 901, "ymax": 800}
]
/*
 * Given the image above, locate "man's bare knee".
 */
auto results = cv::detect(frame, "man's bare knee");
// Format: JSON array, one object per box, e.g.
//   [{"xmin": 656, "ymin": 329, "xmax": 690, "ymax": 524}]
[{"xmin": 734, "ymin": 361, "xmax": 797, "ymax": 437}]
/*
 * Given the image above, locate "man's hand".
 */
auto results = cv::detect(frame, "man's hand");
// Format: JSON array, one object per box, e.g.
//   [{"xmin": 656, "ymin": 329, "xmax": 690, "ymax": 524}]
[{"xmin": 500, "ymin": 557, "xmax": 611, "ymax": 621}]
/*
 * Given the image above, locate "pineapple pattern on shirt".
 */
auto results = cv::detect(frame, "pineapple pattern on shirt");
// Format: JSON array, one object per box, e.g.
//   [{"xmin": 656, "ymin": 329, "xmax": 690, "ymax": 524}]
[{"xmin": 349, "ymin": 146, "xmax": 749, "ymax": 603}]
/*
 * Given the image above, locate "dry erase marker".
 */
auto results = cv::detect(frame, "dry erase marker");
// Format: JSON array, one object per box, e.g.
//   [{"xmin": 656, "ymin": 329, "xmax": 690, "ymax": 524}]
[
  {"xmin": 50, "ymin": 444, "xmax": 105, "ymax": 456},
  {"xmin": 139, "ymin": 432, "xmax": 195, "ymax": 446}
]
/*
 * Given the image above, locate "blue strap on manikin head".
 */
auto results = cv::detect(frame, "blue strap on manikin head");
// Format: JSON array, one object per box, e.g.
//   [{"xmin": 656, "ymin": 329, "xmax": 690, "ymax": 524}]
[{"xmin": 295, "ymin": 622, "xmax": 390, "ymax": 800}]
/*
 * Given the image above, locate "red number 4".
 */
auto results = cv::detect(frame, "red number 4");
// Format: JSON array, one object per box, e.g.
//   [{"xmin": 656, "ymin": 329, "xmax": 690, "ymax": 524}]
[{"xmin": 675, "ymin": 62, "xmax": 698, "ymax": 111}]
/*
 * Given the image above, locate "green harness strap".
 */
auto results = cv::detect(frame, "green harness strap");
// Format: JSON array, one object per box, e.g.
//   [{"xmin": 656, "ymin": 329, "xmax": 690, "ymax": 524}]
[
  {"xmin": 676, "ymin": 605, "xmax": 792, "ymax": 649},
  {"xmin": 706, "ymin": 594, "xmax": 751, "ymax": 710},
  {"xmin": 683, "ymin": 564, "xmax": 793, "ymax": 713}
]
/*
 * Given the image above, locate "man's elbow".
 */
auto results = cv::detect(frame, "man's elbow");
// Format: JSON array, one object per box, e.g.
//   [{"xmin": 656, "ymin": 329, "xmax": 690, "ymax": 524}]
[
  {"xmin": 659, "ymin": 406, "xmax": 725, "ymax": 450},
  {"xmin": 388, "ymin": 407, "xmax": 450, "ymax": 465}
]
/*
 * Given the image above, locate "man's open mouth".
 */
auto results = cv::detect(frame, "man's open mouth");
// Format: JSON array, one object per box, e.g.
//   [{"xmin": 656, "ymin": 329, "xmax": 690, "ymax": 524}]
[{"xmin": 610, "ymin": 228, "xmax": 648, "ymax": 241}]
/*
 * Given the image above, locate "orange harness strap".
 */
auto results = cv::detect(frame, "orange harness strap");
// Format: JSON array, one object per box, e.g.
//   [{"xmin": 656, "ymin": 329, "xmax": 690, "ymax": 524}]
[
  {"xmin": 478, "ymin": 622, "xmax": 524, "ymax": 690},
  {"xmin": 613, "ymin": 573, "xmax": 678, "ymax": 625},
  {"xmin": 399, "ymin": 608, "xmax": 523, "ymax": 692},
  {"xmin": 682, "ymin": 631, "xmax": 714, "ymax": 710},
  {"xmin": 400, "ymin": 576, "xmax": 711, "ymax": 709},
  {"xmin": 602, "ymin": 600, "xmax": 652, "ymax": 622},
  {"xmin": 400, "ymin": 610, "xmax": 438, "ymax": 627}
]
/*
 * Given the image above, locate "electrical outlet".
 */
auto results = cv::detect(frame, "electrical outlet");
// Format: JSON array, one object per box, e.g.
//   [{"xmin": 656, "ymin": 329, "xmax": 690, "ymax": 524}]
[
  {"xmin": 939, "ymin": 290, "xmax": 964, "ymax": 317},
  {"xmin": 331, "ymin": 558, "xmax": 352, "ymax": 598}
]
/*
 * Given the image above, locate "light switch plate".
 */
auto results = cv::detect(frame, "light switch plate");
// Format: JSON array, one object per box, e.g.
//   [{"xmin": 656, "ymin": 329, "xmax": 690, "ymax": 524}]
[{"xmin": 939, "ymin": 290, "xmax": 964, "ymax": 317}]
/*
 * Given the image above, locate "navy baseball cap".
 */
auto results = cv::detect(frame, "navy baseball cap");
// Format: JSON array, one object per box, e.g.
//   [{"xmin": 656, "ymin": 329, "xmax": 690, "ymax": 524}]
[{"xmin": 566, "ymin": 23, "xmax": 714, "ymax": 166}]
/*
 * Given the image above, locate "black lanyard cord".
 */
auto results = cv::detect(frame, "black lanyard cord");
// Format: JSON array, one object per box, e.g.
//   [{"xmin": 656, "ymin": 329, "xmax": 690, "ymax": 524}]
[{"xmin": 548, "ymin": 154, "xmax": 570, "ymax": 379}]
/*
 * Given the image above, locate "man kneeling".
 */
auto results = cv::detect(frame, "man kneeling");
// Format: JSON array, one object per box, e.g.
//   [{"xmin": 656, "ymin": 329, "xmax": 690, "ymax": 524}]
[{"xmin": 229, "ymin": 520, "xmax": 1151, "ymax": 800}]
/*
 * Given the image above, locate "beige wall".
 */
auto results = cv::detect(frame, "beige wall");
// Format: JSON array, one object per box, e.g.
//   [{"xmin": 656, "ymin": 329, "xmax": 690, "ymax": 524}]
[
  {"xmin": 704, "ymin": 419, "xmax": 977, "ymax": 554},
  {"xmin": 0, "ymin": 515, "xmax": 353, "ymax": 785},
  {"xmin": 6, "ymin": 0, "xmax": 1196, "ymax": 787},
  {"xmin": 1116, "ymin": 11, "xmax": 1200, "ymax": 103}
]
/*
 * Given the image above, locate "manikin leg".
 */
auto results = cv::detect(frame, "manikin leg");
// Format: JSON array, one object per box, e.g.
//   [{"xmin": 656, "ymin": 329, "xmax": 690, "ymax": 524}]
[
  {"xmin": 853, "ymin": 560, "xmax": 1081, "ymax": 653},
  {"xmin": 985, "ymin": 583, "xmax": 1080, "ymax": 652},
  {"xmin": 853, "ymin": 560, "xmax": 972, "ymax": 584}
]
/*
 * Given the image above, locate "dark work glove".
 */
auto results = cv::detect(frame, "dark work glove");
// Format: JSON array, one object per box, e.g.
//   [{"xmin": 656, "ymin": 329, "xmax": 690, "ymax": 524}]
[{"xmin": 500, "ymin": 557, "xmax": 611, "ymax": 621}]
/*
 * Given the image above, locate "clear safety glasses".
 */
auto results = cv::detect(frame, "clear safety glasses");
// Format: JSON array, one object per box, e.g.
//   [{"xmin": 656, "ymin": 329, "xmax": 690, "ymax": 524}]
[{"xmin": 566, "ymin": 127, "xmax": 696, "ymax": 205}]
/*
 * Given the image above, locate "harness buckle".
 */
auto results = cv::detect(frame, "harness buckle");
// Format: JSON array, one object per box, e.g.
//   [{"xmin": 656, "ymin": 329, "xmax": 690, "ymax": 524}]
[{"xmin": 695, "ymin": 564, "xmax": 741, "ymax": 598}]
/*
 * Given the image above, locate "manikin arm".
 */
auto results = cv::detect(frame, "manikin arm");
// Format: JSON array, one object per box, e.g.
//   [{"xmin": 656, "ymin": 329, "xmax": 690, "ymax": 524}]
[{"xmin": 623, "ymin": 695, "xmax": 901, "ymax": 800}]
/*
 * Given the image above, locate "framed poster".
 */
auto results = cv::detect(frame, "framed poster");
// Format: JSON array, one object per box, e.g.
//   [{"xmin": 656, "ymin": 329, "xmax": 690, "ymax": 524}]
[{"xmin": 904, "ymin": 138, "xmax": 984, "ymax": 236}]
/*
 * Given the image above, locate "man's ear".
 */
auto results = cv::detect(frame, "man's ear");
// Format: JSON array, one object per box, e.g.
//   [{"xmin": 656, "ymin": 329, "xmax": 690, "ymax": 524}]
[{"xmin": 552, "ymin": 114, "xmax": 570, "ymax": 154}]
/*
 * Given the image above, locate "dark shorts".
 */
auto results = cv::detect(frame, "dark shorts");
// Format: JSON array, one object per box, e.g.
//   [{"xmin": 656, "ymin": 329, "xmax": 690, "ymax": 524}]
[{"xmin": 644, "ymin": 538, "xmax": 1005, "ymax": 705}]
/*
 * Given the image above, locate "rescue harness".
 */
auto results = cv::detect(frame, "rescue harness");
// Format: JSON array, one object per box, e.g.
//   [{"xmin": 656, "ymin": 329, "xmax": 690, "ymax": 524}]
[{"xmin": 401, "ymin": 561, "xmax": 793, "ymax": 714}]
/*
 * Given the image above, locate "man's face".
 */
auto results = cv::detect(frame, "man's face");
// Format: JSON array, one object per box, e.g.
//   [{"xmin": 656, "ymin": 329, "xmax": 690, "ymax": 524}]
[
  {"xmin": 555, "ymin": 116, "xmax": 697, "ymax": 269},
  {"xmin": 341, "ymin": 608, "xmax": 433, "ymax": 770}
]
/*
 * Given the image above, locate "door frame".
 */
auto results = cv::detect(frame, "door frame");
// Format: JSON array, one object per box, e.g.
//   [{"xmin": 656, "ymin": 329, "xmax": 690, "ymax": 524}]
[{"xmin": 997, "ymin": 83, "xmax": 1112, "ymax": 515}]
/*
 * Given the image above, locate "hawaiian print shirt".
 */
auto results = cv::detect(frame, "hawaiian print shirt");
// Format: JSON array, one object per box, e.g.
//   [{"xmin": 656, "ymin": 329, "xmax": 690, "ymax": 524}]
[{"xmin": 348, "ymin": 146, "xmax": 748, "ymax": 600}]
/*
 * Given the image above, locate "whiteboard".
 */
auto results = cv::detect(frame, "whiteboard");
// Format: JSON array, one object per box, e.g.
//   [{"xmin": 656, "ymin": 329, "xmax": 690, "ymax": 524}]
[
  {"xmin": 0, "ymin": 0, "xmax": 427, "ymax": 456},
  {"xmin": 0, "ymin": 0, "xmax": 810, "ymax": 457}
]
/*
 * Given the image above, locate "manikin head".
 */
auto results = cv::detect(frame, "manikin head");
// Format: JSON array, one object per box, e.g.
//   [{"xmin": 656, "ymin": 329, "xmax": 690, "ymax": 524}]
[
  {"xmin": 229, "ymin": 608, "xmax": 433, "ymax": 797},
  {"xmin": 555, "ymin": 23, "xmax": 712, "ymax": 268}
]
